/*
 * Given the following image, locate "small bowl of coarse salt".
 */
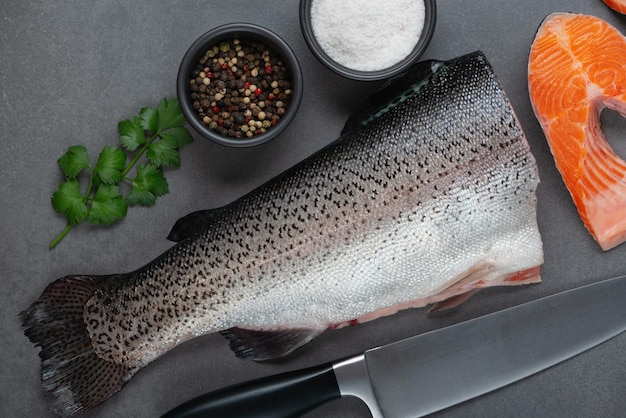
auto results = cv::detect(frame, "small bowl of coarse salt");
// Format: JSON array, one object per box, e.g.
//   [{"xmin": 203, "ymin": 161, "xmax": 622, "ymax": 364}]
[
  {"xmin": 299, "ymin": 0, "xmax": 436, "ymax": 81},
  {"xmin": 177, "ymin": 23, "xmax": 303, "ymax": 147}
]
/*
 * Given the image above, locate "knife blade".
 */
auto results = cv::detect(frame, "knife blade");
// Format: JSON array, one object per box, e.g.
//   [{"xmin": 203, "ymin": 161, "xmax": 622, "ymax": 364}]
[{"xmin": 161, "ymin": 275, "xmax": 626, "ymax": 418}]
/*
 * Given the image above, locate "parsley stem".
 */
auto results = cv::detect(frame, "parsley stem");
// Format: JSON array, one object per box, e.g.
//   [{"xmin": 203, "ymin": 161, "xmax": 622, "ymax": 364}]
[
  {"xmin": 84, "ymin": 169, "xmax": 95, "ymax": 204},
  {"xmin": 121, "ymin": 131, "xmax": 160, "ymax": 177},
  {"xmin": 49, "ymin": 210, "xmax": 89, "ymax": 249},
  {"xmin": 49, "ymin": 223, "xmax": 75, "ymax": 249}
]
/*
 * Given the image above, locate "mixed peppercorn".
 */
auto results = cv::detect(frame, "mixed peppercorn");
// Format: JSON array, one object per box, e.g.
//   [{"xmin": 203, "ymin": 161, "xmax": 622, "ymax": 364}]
[{"xmin": 189, "ymin": 38, "xmax": 293, "ymax": 139}]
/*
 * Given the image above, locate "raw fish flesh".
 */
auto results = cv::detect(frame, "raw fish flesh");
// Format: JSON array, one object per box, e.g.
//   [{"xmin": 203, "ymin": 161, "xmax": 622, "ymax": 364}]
[
  {"xmin": 529, "ymin": 13, "xmax": 626, "ymax": 250},
  {"xmin": 603, "ymin": 0, "xmax": 626, "ymax": 14}
]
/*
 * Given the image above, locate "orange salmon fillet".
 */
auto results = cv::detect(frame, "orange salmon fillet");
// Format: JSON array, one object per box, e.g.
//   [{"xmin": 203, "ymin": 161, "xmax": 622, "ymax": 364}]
[
  {"xmin": 604, "ymin": 0, "xmax": 626, "ymax": 14},
  {"xmin": 528, "ymin": 13, "xmax": 626, "ymax": 251}
]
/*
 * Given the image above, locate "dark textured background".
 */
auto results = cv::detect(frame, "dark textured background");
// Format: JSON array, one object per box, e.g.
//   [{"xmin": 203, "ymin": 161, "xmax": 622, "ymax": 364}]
[{"xmin": 2, "ymin": 1, "xmax": 626, "ymax": 417}]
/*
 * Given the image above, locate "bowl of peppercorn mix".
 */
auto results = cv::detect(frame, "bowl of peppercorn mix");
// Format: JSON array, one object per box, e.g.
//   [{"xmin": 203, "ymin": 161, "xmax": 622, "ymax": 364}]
[{"xmin": 177, "ymin": 23, "xmax": 303, "ymax": 147}]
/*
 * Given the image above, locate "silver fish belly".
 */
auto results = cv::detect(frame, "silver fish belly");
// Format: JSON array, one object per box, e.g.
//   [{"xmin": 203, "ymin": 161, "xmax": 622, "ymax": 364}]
[{"xmin": 21, "ymin": 51, "xmax": 543, "ymax": 416}]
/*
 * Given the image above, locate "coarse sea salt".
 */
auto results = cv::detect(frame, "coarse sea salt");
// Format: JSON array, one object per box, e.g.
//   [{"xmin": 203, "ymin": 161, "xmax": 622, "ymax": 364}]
[{"xmin": 310, "ymin": 0, "xmax": 425, "ymax": 72}]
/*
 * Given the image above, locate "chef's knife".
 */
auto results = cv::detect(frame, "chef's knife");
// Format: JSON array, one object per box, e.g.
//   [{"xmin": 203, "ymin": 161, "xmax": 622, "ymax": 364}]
[{"xmin": 162, "ymin": 276, "xmax": 626, "ymax": 418}]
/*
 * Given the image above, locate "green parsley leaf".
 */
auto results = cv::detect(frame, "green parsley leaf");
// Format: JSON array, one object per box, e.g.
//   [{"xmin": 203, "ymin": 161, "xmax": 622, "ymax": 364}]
[
  {"xmin": 51, "ymin": 179, "xmax": 88, "ymax": 224},
  {"xmin": 139, "ymin": 106, "xmax": 158, "ymax": 131},
  {"xmin": 57, "ymin": 145, "xmax": 91, "ymax": 178},
  {"xmin": 157, "ymin": 98, "xmax": 185, "ymax": 130},
  {"xmin": 126, "ymin": 164, "xmax": 169, "ymax": 206},
  {"xmin": 49, "ymin": 98, "xmax": 193, "ymax": 249},
  {"xmin": 87, "ymin": 184, "xmax": 127, "ymax": 225},
  {"xmin": 94, "ymin": 146, "xmax": 126, "ymax": 184},
  {"xmin": 162, "ymin": 127, "xmax": 193, "ymax": 147},
  {"xmin": 146, "ymin": 136, "xmax": 180, "ymax": 167},
  {"xmin": 118, "ymin": 117, "xmax": 147, "ymax": 152},
  {"xmin": 138, "ymin": 164, "xmax": 169, "ymax": 196},
  {"xmin": 125, "ymin": 186, "xmax": 156, "ymax": 206}
]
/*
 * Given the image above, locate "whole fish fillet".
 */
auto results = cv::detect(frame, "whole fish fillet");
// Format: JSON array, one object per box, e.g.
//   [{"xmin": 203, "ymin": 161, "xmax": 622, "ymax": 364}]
[
  {"xmin": 528, "ymin": 13, "xmax": 626, "ymax": 250},
  {"xmin": 21, "ymin": 51, "xmax": 543, "ymax": 417},
  {"xmin": 603, "ymin": 0, "xmax": 626, "ymax": 14}
]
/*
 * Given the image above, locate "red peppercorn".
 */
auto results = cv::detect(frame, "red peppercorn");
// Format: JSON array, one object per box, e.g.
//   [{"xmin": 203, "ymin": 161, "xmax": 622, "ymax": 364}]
[
  {"xmin": 254, "ymin": 88, "xmax": 262, "ymax": 96},
  {"xmin": 207, "ymin": 72, "xmax": 213, "ymax": 78},
  {"xmin": 268, "ymin": 93, "xmax": 276, "ymax": 100},
  {"xmin": 217, "ymin": 119, "xmax": 223, "ymax": 126},
  {"xmin": 221, "ymin": 63, "xmax": 228, "ymax": 70},
  {"xmin": 244, "ymin": 81, "xmax": 251, "ymax": 89},
  {"xmin": 213, "ymin": 106, "xmax": 220, "ymax": 113},
  {"xmin": 265, "ymin": 65, "xmax": 273, "ymax": 75}
]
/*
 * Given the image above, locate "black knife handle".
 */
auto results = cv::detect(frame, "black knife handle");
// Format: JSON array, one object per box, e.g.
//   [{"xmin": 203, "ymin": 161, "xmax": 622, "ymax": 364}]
[{"xmin": 161, "ymin": 362, "xmax": 341, "ymax": 418}]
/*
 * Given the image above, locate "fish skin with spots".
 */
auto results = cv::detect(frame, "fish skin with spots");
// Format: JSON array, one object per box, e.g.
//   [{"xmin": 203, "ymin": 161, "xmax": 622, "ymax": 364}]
[{"xmin": 21, "ymin": 51, "xmax": 543, "ymax": 417}]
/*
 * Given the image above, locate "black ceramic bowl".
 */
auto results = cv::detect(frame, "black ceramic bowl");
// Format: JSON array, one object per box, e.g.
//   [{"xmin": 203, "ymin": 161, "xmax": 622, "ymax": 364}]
[
  {"xmin": 299, "ymin": 0, "xmax": 436, "ymax": 81},
  {"xmin": 177, "ymin": 23, "xmax": 303, "ymax": 147}
]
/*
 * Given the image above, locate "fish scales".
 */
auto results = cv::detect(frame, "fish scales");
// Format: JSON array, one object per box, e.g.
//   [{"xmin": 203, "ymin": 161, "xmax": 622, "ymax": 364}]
[{"xmin": 21, "ymin": 51, "xmax": 543, "ymax": 416}]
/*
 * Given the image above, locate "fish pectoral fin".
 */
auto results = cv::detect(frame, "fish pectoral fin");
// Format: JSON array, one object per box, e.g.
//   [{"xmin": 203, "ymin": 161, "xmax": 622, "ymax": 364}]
[
  {"xmin": 219, "ymin": 326, "xmax": 325, "ymax": 361},
  {"xmin": 428, "ymin": 289, "xmax": 482, "ymax": 312},
  {"xmin": 429, "ymin": 265, "xmax": 543, "ymax": 311},
  {"xmin": 167, "ymin": 208, "xmax": 226, "ymax": 242}
]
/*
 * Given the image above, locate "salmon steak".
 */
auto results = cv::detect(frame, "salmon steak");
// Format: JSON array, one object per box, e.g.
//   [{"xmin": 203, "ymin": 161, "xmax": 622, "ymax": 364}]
[
  {"xmin": 603, "ymin": 0, "xmax": 626, "ymax": 14},
  {"xmin": 528, "ymin": 13, "xmax": 626, "ymax": 251},
  {"xmin": 21, "ymin": 51, "xmax": 543, "ymax": 416}
]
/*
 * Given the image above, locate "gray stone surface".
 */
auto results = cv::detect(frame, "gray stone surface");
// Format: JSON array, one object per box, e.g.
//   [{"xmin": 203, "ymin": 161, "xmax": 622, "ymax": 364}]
[{"xmin": 2, "ymin": 1, "xmax": 625, "ymax": 417}]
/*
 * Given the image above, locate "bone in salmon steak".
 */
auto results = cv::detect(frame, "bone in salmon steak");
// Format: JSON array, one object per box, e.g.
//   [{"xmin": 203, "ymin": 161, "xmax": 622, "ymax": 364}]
[{"xmin": 529, "ymin": 13, "xmax": 626, "ymax": 250}]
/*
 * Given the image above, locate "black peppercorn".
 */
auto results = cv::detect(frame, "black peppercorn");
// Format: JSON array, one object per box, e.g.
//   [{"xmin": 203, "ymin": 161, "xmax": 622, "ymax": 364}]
[{"xmin": 189, "ymin": 38, "xmax": 293, "ymax": 139}]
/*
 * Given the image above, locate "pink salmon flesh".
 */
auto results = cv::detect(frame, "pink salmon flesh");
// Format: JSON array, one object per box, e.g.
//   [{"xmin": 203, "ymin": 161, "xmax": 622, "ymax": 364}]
[{"xmin": 21, "ymin": 51, "xmax": 543, "ymax": 416}]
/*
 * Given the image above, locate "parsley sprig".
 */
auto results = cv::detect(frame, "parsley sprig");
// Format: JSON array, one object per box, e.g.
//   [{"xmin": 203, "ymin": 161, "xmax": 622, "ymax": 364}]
[{"xmin": 49, "ymin": 98, "xmax": 193, "ymax": 249}]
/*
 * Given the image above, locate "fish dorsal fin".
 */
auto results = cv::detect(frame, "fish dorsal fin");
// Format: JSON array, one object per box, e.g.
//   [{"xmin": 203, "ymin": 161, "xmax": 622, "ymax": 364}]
[
  {"xmin": 219, "ymin": 327, "xmax": 325, "ymax": 361},
  {"xmin": 341, "ymin": 59, "xmax": 444, "ymax": 135},
  {"xmin": 167, "ymin": 208, "xmax": 226, "ymax": 242}
]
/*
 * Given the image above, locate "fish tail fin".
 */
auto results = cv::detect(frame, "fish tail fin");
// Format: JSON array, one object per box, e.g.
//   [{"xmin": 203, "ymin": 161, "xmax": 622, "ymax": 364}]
[{"xmin": 20, "ymin": 275, "xmax": 139, "ymax": 417}]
